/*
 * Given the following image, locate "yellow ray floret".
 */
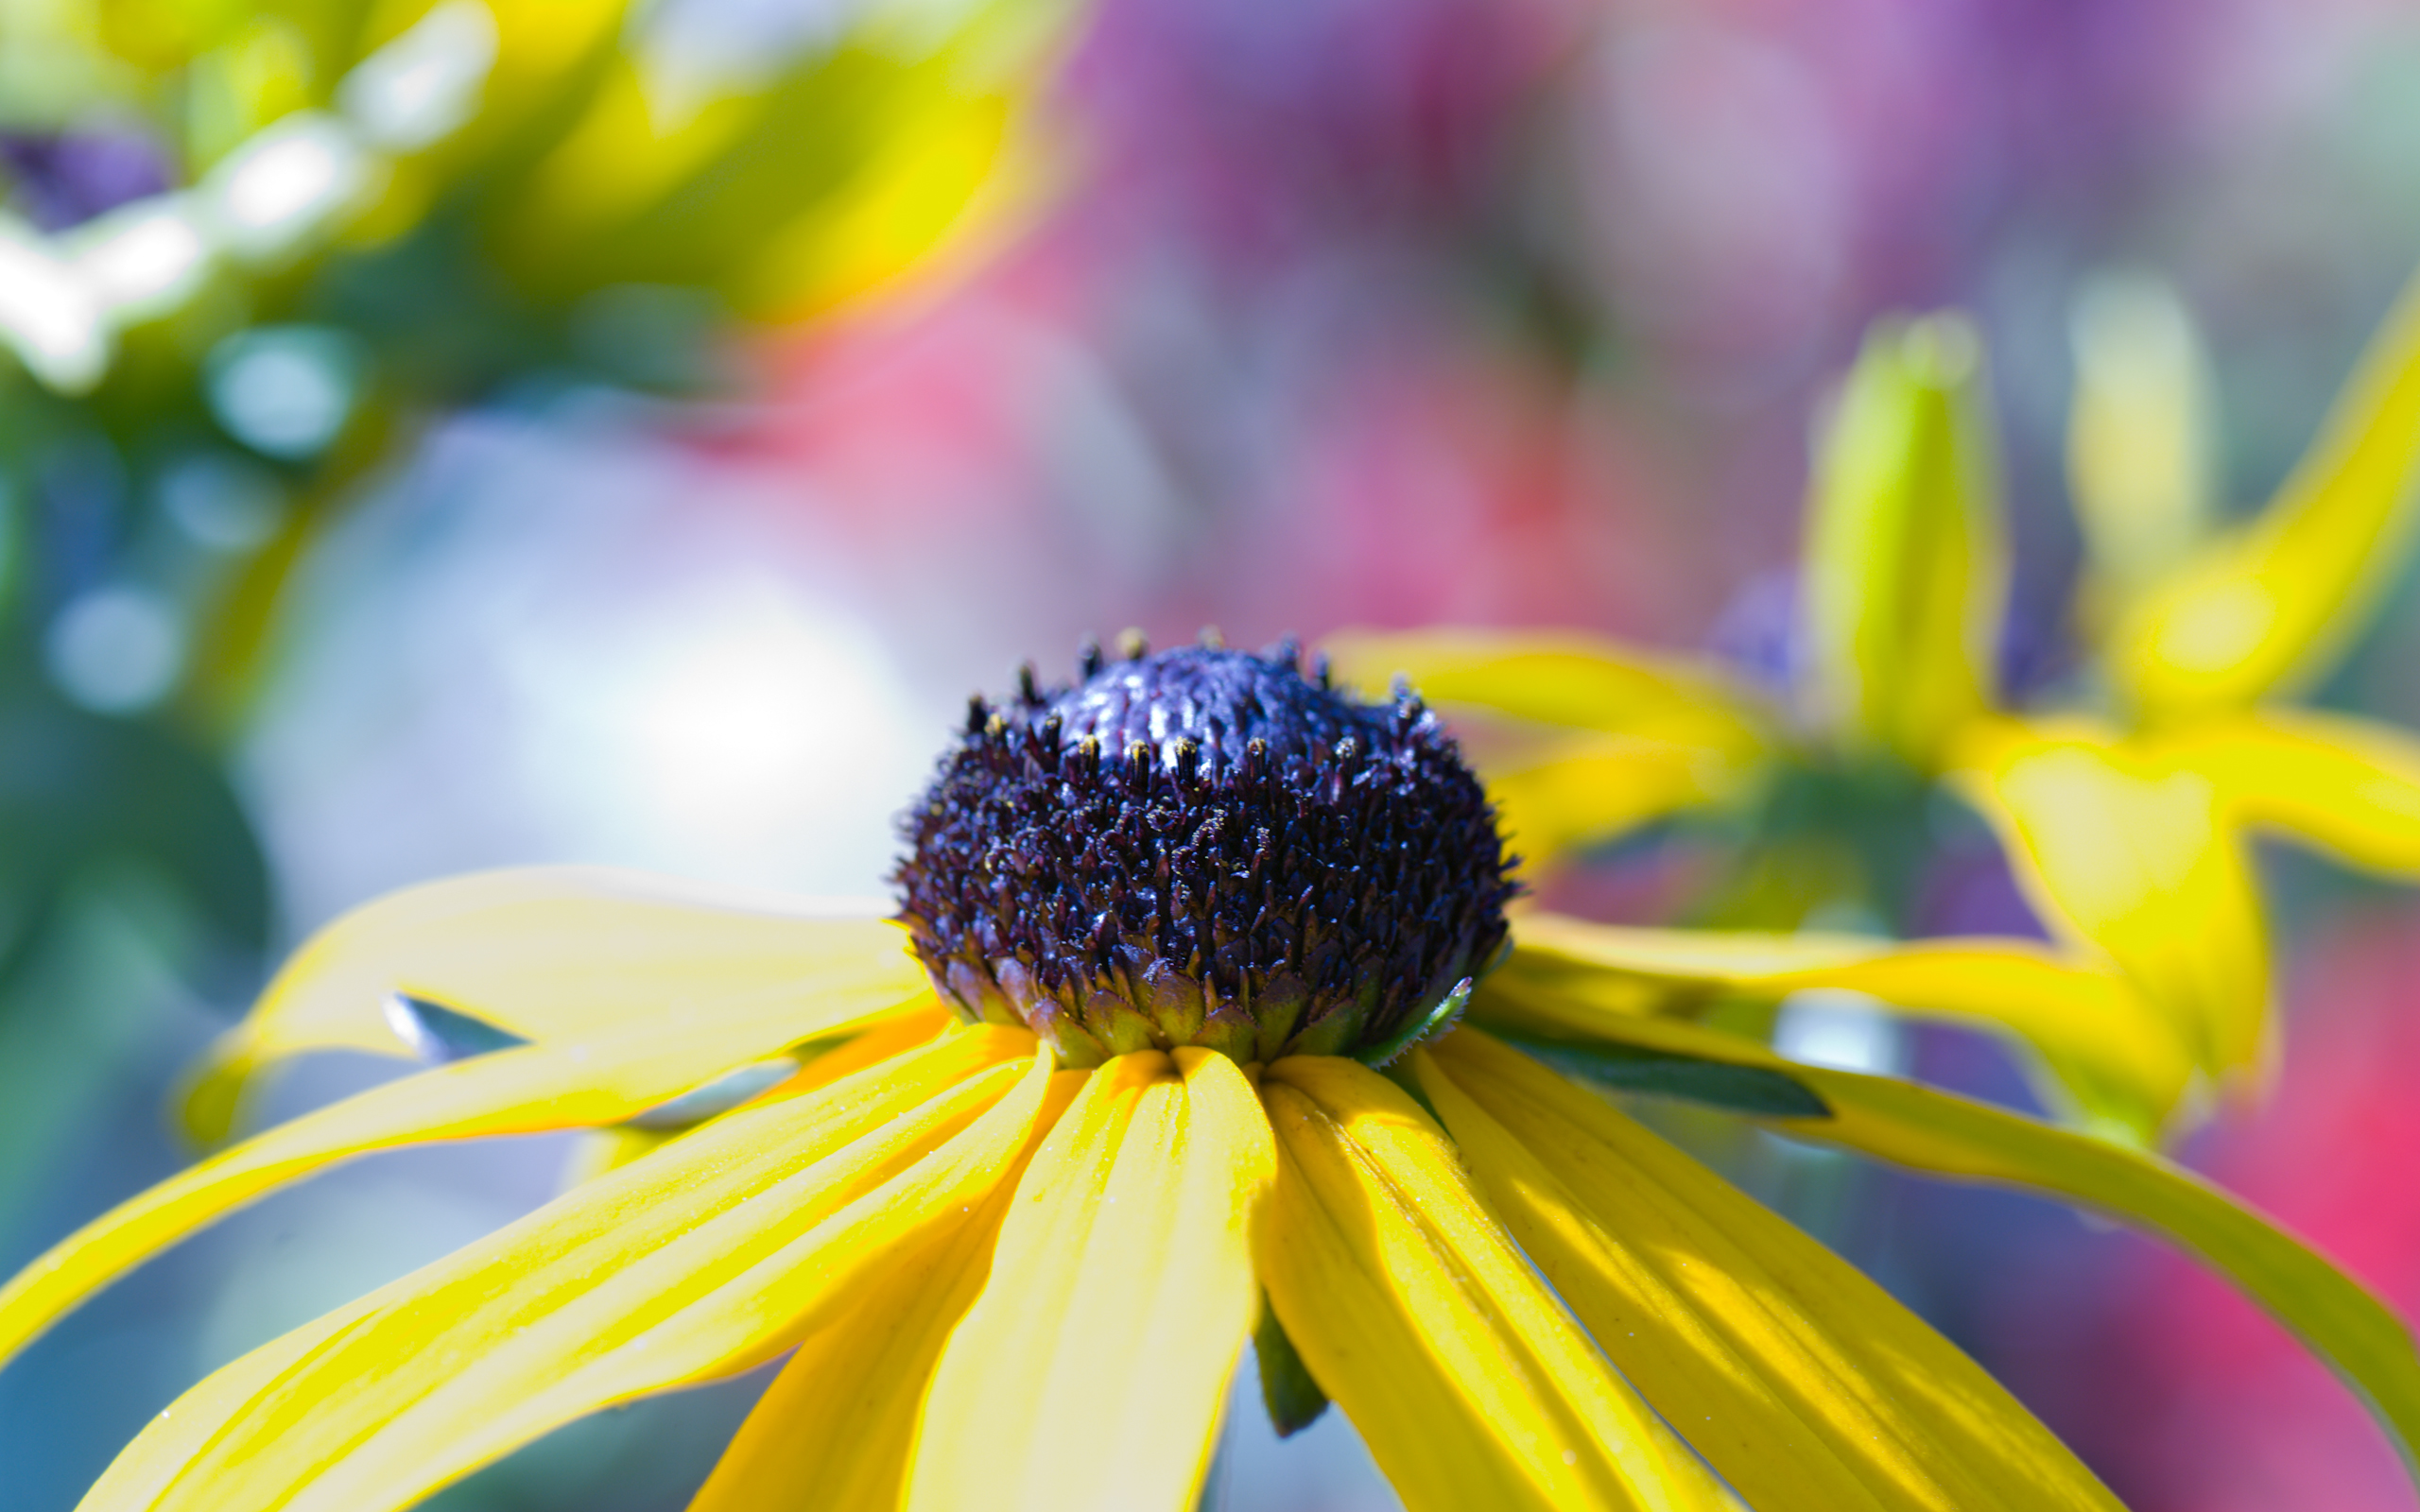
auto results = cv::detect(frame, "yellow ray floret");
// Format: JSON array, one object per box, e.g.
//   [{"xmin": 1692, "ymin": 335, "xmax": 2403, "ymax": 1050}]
[
  {"xmin": 690, "ymin": 1066, "xmax": 1088, "ymax": 1512},
  {"xmin": 908, "ymin": 1047, "xmax": 1272, "ymax": 1511},
  {"xmin": 0, "ymin": 993, "xmax": 936, "ymax": 1365},
  {"xmin": 1256, "ymin": 1057, "xmax": 1732, "ymax": 1512},
  {"xmin": 1948, "ymin": 719, "xmax": 2269, "ymax": 1090},
  {"xmin": 2106, "ymin": 266, "xmax": 2420, "ymax": 715},
  {"xmin": 80, "ymin": 1029, "xmax": 1052, "ymax": 1512},
  {"xmin": 2143, "ymin": 710, "xmax": 2420, "ymax": 877},
  {"xmin": 1420, "ymin": 1031, "xmax": 2119, "ymax": 1511},
  {"xmin": 181, "ymin": 866, "xmax": 929, "ymax": 1143},
  {"xmin": 1469, "ymin": 993, "xmax": 2420, "ymax": 1477},
  {"xmin": 1499, "ymin": 910, "xmax": 2193, "ymax": 1141}
]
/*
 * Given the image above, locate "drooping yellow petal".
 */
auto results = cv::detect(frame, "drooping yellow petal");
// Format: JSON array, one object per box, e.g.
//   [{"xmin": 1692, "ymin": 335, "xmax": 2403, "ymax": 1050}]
[
  {"xmin": 182, "ymin": 866, "xmax": 926, "ymax": 1143},
  {"xmin": 907, "ymin": 1048, "xmax": 1273, "ymax": 1512},
  {"xmin": 1323, "ymin": 627, "xmax": 1772, "ymax": 859},
  {"xmin": 2107, "ymin": 265, "xmax": 2420, "ymax": 715},
  {"xmin": 2, "ymin": 993, "xmax": 938, "ymax": 1368},
  {"xmin": 688, "ymin": 1066, "xmax": 1087, "ymax": 1512},
  {"xmin": 1950, "ymin": 719, "xmax": 2269, "ymax": 1087},
  {"xmin": 1419, "ymin": 1031, "xmax": 2119, "ymax": 1512},
  {"xmin": 1255, "ymin": 1057, "xmax": 1731, "ymax": 1512},
  {"xmin": 80, "ymin": 1029, "xmax": 1051, "ymax": 1512},
  {"xmin": 1498, "ymin": 910, "xmax": 2193, "ymax": 1143},
  {"xmin": 2145, "ymin": 710, "xmax": 2420, "ymax": 877},
  {"xmin": 1460, "ymin": 1006, "xmax": 2420, "ymax": 1481},
  {"xmin": 1803, "ymin": 314, "xmax": 2009, "ymax": 766}
]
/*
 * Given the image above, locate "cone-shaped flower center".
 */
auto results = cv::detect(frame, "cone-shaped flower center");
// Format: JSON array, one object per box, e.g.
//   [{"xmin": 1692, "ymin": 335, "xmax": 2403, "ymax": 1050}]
[{"xmin": 893, "ymin": 638, "xmax": 1516, "ymax": 1066}]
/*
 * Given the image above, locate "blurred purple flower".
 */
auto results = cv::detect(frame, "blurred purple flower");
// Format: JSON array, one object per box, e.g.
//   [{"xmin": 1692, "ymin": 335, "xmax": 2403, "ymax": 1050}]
[{"xmin": 0, "ymin": 126, "xmax": 174, "ymax": 232}]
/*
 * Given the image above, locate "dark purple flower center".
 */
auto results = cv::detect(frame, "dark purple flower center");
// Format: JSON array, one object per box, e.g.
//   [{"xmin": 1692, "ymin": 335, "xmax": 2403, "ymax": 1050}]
[{"xmin": 892, "ymin": 636, "xmax": 1516, "ymax": 1066}]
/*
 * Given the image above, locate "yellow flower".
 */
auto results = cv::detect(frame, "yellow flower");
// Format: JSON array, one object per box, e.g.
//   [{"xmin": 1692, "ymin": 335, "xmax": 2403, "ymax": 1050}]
[
  {"xmin": 3, "ymin": 639, "xmax": 2415, "ymax": 1510},
  {"xmin": 1333, "ymin": 267, "xmax": 2420, "ymax": 1140}
]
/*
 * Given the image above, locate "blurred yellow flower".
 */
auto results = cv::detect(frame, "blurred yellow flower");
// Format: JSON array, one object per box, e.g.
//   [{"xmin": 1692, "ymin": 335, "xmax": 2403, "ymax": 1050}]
[
  {"xmin": 1333, "ymin": 266, "xmax": 2420, "ymax": 1143},
  {"xmin": 6, "ymin": 644, "xmax": 2415, "ymax": 1510},
  {"xmin": 0, "ymin": 0, "xmax": 1074, "ymax": 394}
]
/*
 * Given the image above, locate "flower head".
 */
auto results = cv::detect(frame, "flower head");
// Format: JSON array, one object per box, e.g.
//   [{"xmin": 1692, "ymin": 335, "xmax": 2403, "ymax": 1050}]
[
  {"xmin": 1333, "ymin": 266, "xmax": 2420, "ymax": 1141},
  {"xmin": 0, "ymin": 640, "xmax": 2412, "ymax": 1512},
  {"xmin": 896, "ymin": 637, "xmax": 1514, "ymax": 1064}
]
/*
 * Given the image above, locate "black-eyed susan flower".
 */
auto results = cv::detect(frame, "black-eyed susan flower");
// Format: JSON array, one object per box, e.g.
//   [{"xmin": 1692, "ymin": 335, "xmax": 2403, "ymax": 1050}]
[
  {"xmin": 1334, "ymin": 267, "xmax": 2420, "ymax": 1143},
  {"xmin": 5, "ymin": 638, "xmax": 2417, "ymax": 1510}
]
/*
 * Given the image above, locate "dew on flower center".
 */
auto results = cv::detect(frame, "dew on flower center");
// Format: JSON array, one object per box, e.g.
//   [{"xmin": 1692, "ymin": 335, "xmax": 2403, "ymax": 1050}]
[{"xmin": 892, "ymin": 633, "xmax": 1517, "ymax": 1066}]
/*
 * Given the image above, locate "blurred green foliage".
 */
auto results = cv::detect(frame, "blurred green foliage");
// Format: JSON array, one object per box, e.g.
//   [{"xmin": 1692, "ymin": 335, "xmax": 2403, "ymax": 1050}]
[{"xmin": 0, "ymin": 0, "xmax": 1067, "ymax": 1107}]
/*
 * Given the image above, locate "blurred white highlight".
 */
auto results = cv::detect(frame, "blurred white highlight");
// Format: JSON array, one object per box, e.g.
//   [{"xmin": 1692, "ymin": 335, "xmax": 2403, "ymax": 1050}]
[
  {"xmin": 70, "ymin": 199, "xmax": 213, "ymax": 323},
  {"xmin": 204, "ymin": 113, "xmax": 375, "ymax": 262},
  {"xmin": 342, "ymin": 1, "xmax": 501, "ymax": 152},
  {"xmin": 0, "ymin": 215, "xmax": 107, "ymax": 392},
  {"xmin": 1772, "ymin": 988, "xmax": 1908, "ymax": 1076}
]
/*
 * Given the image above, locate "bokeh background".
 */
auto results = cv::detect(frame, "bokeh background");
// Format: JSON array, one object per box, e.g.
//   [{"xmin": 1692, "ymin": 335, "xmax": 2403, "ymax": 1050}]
[{"xmin": 5, "ymin": 0, "xmax": 2420, "ymax": 1507}]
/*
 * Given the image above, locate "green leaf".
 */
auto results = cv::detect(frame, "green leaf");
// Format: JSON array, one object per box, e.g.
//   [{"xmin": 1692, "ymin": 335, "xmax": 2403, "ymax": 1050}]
[{"xmin": 1253, "ymin": 1295, "xmax": 1331, "ymax": 1438}]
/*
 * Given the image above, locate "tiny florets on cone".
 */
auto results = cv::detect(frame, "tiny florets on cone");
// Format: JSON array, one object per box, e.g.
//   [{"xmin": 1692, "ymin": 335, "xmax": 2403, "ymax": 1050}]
[{"xmin": 892, "ymin": 634, "xmax": 1517, "ymax": 1066}]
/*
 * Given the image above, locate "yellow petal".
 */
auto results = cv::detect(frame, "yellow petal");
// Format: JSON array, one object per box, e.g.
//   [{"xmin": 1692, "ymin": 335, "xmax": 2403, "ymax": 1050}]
[
  {"xmin": 1322, "ymin": 627, "xmax": 1772, "ymax": 860},
  {"xmin": 2, "ymin": 996, "xmax": 942, "ymax": 1368},
  {"xmin": 1484, "ymin": 732, "xmax": 1759, "ymax": 863},
  {"xmin": 2146, "ymin": 711, "xmax": 2420, "ymax": 877},
  {"xmin": 1324, "ymin": 627, "xmax": 1772, "ymax": 740},
  {"xmin": 1255, "ymin": 1057, "xmax": 1730, "ymax": 1512},
  {"xmin": 1419, "ymin": 1031, "xmax": 2119, "ymax": 1512},
  {"xmin": 907, "ymin": 1048, "xmax": 1273, "ymax": 1512},
  {"xmin": 1950, "ymin": 719, "xmax": 2269, "ymax": 1087},
  {"xmin": 1803, "ymin": 314, "xmax": 2009, "ymax": 765},
  {"xmin": 561, "ymin": 1007, "xmax": 954, "ymax": 1186},
  {"xmin": 81, "ymin": 1029, "xmax": 1052, "ymax": 1512},
  {"xmin": 182, "ymin": 866, "xmax": 926, "ymax": 1143},
  {"xmin": 689, "ymin": 1066, "xmax": 1088, "ymax": 1512},
  {"xmin": 2107, "ymin": 266, "xmax": 2420, "ymax": 714},
  {"xmin": 1458, "ymin": 1007, "xmax": 2420, "ymax": 1482},
  {"xmin": 2065, "ymin": 272, "xmax": 2221, "ymax": 610},
  {"xmin": 1497, "ymin": 910, "xmax": 2193, "ymax": 1143}
]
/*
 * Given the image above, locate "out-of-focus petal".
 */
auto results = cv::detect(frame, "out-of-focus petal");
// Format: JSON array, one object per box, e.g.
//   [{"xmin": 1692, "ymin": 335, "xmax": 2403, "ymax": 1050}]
[
  {"xmin": 495, "ymin": 0, "xmax": 1075, "ymax": 318},
  {"xmin": 1325, "ymin": 627, "xmax": 1775, "ymax": 744},
  {"xmin": 1803, "ymin": 315, "xmax": 2008, "ymax": 766},
  {"xmin": 2107, "ymin": 267, "xmax": 2420, "ymax": 715},
  {"xmin": 1323, "ymin": 628, "xmax": 1772, "ymax": 861},
  {"xmin": 1950, "ymin": 720, "xmax": 2269, "ymax": 1090},
  {"xmin": 78, "ymin": 1035, "xmax": 1054, "ymax": 1512},
  {"xmin": 906, "ymin": 1048, "xmax": 1271, "ymax": 1512},
  {"xmin": 1419, "ymin": 1032, "xmax": 2120, "ymax": 1512},
  {"xmin": 1459, "ymin": 1006, "xmax": 2420, "ymax": 1483},
  {"xmin": 182, "ymin": 866, "xmax": 927, "ymax": 1143},
  {"xmin": 2066, "ymin": 272, "xmax": 2221, "ymax": 611},
  {"xmin": 688, "ymin": 1066, "xmax": 1087, "ymax": 1512},
  {"xmin": 0, "ymin": 1004, "xmax": 983, "ymax": 1368},
  {"xmin": 1495, "ymin": 911, "xmax": 2193, "ymax": 1143},
  {"xmin": 1255, "ymin": 1057, "xmax": 1730, "ymax": 1512},
  {"xmin": 1483, "ymin": 732, "xmax": 1759, "ymax": 863},
  {"xmin": 2147, "ymin": 711, "xmax": 2420, "ymax": 877}
]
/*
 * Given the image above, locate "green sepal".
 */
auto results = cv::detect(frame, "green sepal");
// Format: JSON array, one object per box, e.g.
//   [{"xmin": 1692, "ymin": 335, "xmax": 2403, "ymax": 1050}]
[
  {"xmin": 1505, "ymin": 1033, "xmax": 1833, "ymax": 1119},
  {"xmin": 1253, "ymin": 1296, "xmax": 1330, "ymax": 1437},
  {"xmin": 1353, "ymin": 977, "xmax": 1473, "ymax": 1068}
]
